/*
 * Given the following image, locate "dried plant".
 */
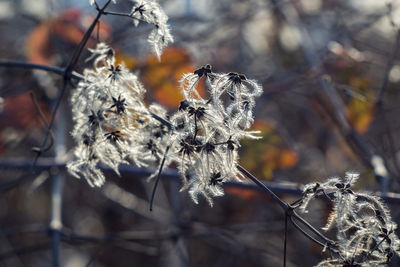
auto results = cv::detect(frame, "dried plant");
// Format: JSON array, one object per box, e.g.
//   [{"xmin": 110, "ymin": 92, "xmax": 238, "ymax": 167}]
[
  {"xmin": 65, "ymin": 1, "xmax": 400, "ymax": 266},
  {"xmin": 1, "ymin": 0, "xmax": 399, "ymax": 266},
  {"xmin": 299, "ymin": 172, "xmax": 400, "ymax": 266}
]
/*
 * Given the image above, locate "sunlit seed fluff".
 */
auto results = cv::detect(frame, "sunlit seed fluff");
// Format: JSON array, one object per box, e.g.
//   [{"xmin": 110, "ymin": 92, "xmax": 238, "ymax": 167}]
[
  {"xmin": 68, "ymin": 43, "xmax": 152, "ymax": 187},
  {"xmin": 130, "ymin": 0, "xmax": 174, "ymax": 60},
  {"xmin": 160, "ymin": 65, "xmax": 262, "ymax": 205},
  {"xmin": 302, "ymin": 173, "xmax": 400, "ymax": 266}
]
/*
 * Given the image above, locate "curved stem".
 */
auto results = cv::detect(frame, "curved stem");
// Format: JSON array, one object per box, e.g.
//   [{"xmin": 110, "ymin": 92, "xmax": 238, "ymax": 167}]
[
  {"xmin": 101, "ymin": 10, "xmax": 148, "ymax": 24},
  {"xmin": 132, "ymin": 74, "xmax": 337, "ymax": 254},
  {"xmin": 150, "ymin": 145, "xmax": 170, "ymax": 211},
  {"xmin": 30, "ymin": 92, "xmax": 54, "ymax": 153},
  {"xmin": 289, "ymin": 216, "xmax": 326, "ymax": 248},
  {"xmin": 237, "ymin": 164, "xmax": 288, "ymax": 210},
  {"xmin": 0, "ymin": 61, "xmax": 83, "ymax": 80},
  {"xmin": 65, "ymin": 0, "xmax": 113, "ymax": 74},
  {"xmin": 33, "ymin": 0, "xmax": 112, "ymax": 167},
  {"xmin": 291, "ymin": 210, "xmax": 334, "ymax": 247},
  {"xmin": 32, "ymin": 80, "xmax": 67, "ymax": 168},
  {"xmin": 237, "ymin": 164, "xmax": 337, "ymax": 253}
]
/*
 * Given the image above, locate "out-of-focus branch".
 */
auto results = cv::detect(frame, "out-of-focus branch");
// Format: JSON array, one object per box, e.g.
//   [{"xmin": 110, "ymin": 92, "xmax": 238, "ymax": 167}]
[
  {"xmin": 0, "ymin": 61, "xmax": 83, "ymax": 80},
  {"xmin": 0, "ymin": 243, "xmax": 51, "ymax": 261},
  {"xmin": 31, "ymin": 0, "xmax": 113, "ymax": 170},
  {"xmin": 65, "ymin": 0, "xmax": 113, "ymax": 74},
  {"xmin": 374, "ymin": 29, "xmax": 400, "ymax": 179},
  {"xmin": 101, "ymin": 181, "xmax": 171, "ymax": 223},
  {"xmin": 48, "ymin": 90, "xmax": 68, "ymax": 267},
  {"xmin": 30, "ymin": 92, "xmax": 54, "ymax": 153},
  {"xmin": 376, "ymin": 29, "xmax": 400, "ymax": 105},
  {"xmin": 271, "ymin": 0, "xmax": 394, "ymax": 189},
  {"xmin": 237, "ymin": 164, "xmax": 338, "ymax": 255},
  {"xmin": 2, "ymin": 158, "xmax": 400, "ymax": 202}
]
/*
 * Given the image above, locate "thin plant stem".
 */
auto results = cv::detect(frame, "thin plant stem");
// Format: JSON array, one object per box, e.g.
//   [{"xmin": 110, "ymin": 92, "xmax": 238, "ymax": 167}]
[
  {"xmin": 0, "ymin": 61, "xmax": 83, "ymax": 80},
  {"xmin": 34, "ymin": 0, "xmax": 112, "ymax": 168},
  {"xmin": 237, "ymin": 164, "xmax": 337, "ymax": 253},
  {"xmin": 289, "ymin": 216, "xmax": 326, "ymax": 248},
  {"xmin": 32, "ymin": 81, "xmax": 67, "ymax": 168},
  {"xmin": 30, "ymin": 92, "xmax": 54, "ymax": 153},
  {"xmin": 127, "ymin": 77, "xmax": 338, "ymax": 254},
  {"xmin": 150, "ymin": 145, "xmax": 171, "ymax": 211},
  {"xmin": 236, "ymin": 164, "xmax": 288, "ymax": 210},
  {"xmin": 65, "ymin": 0, "xmax": 113, "ymax": 74},
  {"xmin": 101, "ymin": 10, "xmax": 148, "ymax": 24},
  {"xmin": 291, "ymin": 211, "xmax": 334, "ymax": 248}
]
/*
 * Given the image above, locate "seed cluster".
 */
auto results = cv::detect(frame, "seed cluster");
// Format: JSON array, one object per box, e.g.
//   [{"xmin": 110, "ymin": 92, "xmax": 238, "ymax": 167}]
[
  {"xmin": 300, "ymin": 173, "xmax": 400, "ymax": 266},
  {"xmin": 68, "ymin": 42, "xmax": 262, "ymax": 206}
]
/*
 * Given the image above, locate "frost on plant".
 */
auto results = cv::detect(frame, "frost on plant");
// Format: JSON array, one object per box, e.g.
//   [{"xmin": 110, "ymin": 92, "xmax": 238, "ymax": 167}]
[{"xmin": 299, "ymin": 172, "xmax": 400, "ymax": 266}]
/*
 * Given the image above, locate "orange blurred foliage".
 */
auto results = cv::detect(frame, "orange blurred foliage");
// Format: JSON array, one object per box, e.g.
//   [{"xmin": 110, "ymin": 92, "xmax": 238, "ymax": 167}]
[
  {"xmin": 141, "ymin": 47, "xmax": 206, "ymax": 109},
  {"xmin": 225, "ymin": 187, "xmax": 264, "ymax": 200},
  {"xmin": 0, "ymin": 92, "xmax": 43, "ymax": 130},
  {"xmin": 113, "ymin": 47, "xmax": 205, "ymax": 109},
  {"xmin": 345, "ymin": 77, "xmax": 375, "ymax": 133},
  {"xmin": 26, "ymin": 9, "xmax": 112, "ymax": 65},
  {"xmin": 240, "ymin": 120, "xmax": 298, "ymax": 181},
  {"xmin": 115, "ymin": 51, "xmax": 139, "ymax": 70},
  {"xmin": 324, "ymin": 45, "xmax": 375, "ymax": 134}
]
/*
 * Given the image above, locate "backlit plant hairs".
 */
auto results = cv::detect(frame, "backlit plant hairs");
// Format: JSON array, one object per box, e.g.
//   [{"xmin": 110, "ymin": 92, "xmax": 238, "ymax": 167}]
[{"xmin": 64, "ymin": 1, "xmax": 400, "ymax": 266}]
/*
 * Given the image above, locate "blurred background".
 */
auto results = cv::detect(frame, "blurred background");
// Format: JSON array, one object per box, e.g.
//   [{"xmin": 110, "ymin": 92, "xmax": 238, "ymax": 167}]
[{"xmin": 1, "ymin": 0, "xmax": 400, "ymax": 266}]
